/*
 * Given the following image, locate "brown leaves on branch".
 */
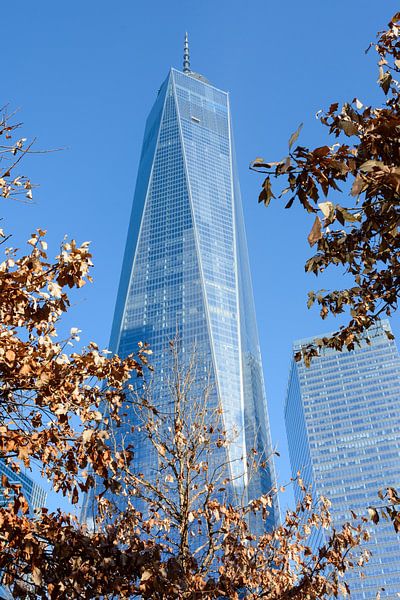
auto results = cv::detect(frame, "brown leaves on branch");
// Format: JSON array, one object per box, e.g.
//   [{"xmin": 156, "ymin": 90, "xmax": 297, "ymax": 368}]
[
  {"xmin": 258, "ymin": 175, "xmax": 275, "ymax": 207},
  {"xmin": 370, "ymin": 487, "xmax": 400, "ymax": 533},
  {"xmin": 252, "ymin": 12, "xmax": 400, "ymax": 363},
  {"xmin": 0, "ymin": 108, "xmax": 35, "ymax": 203},
  {"xmin": 0, "ymin": 220, "xmax": 156, "ymax": 597},
  {"xmin": 0, "ymin": 229, "xmax": 149, "ymax": 494},
  {"xmin": 0, "ymin": 508, "xmax": 161, "ymax": 599},
  {"xmin": 307, "ymin": 216, "xmax": 322, "ymax": 247}
]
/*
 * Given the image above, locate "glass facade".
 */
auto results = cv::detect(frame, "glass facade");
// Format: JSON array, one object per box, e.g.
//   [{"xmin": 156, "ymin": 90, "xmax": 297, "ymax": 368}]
[
  {"xmin": 0, "ymin": 460, "xmax": 46, "ymax": 511},
  {"xmin": 285, "ymin": 320, "xmax": 400, "ymax": 598},
  {"xmin": 103, "ymin": 67, "xmax": 278, "ymax": 528},
  {"xmin": 0, "ymin": 463, "xmax": 46, "ymax": 597}
]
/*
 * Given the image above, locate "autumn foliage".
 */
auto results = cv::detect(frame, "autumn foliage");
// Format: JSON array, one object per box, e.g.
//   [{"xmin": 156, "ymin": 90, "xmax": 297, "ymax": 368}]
[
  {"xmin": 252, "ymin": 12, "xmax": 400, "ymax": 365},
  {"xmin": 0, "ymin": 222, "xmax": 158, "ymax": 595},
  {"xmin": 0, "ymin": 241, "xmax": 368, "ymax": 597}
]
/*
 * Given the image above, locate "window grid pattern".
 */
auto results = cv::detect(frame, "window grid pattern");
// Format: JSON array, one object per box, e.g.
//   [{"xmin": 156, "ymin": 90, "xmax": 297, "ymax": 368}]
[
  {"xmin": 285, "ymin": 321, "xmax": 400, "ymax": 599},
  {"xmin": 103, "ymin": 69, "xmax": 277, "ymax": 528},
  {"xmin": 120, "ymin": 80, "xmax": 221, "ymax": 478},
  {"xmin": 0, "ymin": 460, "xmax": 46, "ymax": 511},
  {"xmin": 173, "ymin": 70, "xmax": 245, "ymax": 481}
]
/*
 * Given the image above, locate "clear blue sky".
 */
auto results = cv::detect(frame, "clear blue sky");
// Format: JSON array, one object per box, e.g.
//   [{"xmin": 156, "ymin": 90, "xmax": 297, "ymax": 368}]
[{"xmin": 3, "ymin": 1, "xmax": 399, "ymax": 513}]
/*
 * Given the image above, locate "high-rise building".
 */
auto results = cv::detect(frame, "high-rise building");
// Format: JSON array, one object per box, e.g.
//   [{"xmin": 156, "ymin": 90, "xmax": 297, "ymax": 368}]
[
  {"xmin": 285, "ymin": 320, "xmax": 400, "ymax": 599},
  {"xmin": 0, "ymin": 460, "xmax": 46, "ymax": 511},
  {"xmin": 0, "ymin": 464, "xmax": 46, "ymax": 598},
  {"xmin": 93, "ymin": 36, "xmax": 278, "ymax": 528}
]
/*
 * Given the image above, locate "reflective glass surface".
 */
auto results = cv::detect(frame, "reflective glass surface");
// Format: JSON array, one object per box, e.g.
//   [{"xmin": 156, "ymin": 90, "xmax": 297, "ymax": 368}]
[
  {"xmin": 285, "ymin": 321, "xmax": 400, "ymax": 598},
  {"xmin": 90, "ymin": 68, "xmax": 278, "ymax": 529},
  {"xmin": 0, "ymin": 460, "xmax": 46, "ymax": 511}
]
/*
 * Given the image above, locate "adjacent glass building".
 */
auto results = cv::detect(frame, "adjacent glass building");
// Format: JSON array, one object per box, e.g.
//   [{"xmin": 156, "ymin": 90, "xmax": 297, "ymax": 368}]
[
  {"xmin": 0, "ymin": 463, "xmax": 45, "ymax": 597},
  {"xmin": 95, "ymin": 39, "xmax": 278, "ymax": 528},
  {"xmin": 0, "ymin": 460, "xmax": 46, "ymax": 511},
  {"xmin": 285, "ymin": 320, "xmax": 400, "ymax": 598}
]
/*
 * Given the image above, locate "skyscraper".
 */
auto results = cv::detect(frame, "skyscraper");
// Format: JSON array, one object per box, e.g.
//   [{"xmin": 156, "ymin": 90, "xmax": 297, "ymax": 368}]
[
  {"xmin": 0, "ymin": 461, "xmax": 46, "ymax": 512},
  {"xmin": 285, "ymin": 320, "xmax": 400, "ymax": 598},
  {"xmin": 0, "ymin": 464, "xmax": 45, "ymax": 598},
  {"xmin": 102, "ymin": 36, "xmax": 278, "ymax": 527}
]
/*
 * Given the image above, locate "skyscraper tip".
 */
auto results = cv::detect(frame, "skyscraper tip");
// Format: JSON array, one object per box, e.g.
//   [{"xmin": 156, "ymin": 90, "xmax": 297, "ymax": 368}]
[{"xmin": 183, "ymin": 32, "xmax": 190, "ymax": 73}]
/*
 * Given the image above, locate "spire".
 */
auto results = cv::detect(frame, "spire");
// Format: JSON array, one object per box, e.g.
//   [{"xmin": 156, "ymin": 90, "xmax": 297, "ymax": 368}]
[{"xmin": 183, "ymin": 32, "xmax": 190, "ymax": 73}]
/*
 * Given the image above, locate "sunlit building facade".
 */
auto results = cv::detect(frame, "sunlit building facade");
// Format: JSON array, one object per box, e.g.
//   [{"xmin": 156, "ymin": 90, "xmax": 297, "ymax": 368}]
[
  {"xmin": 285, "ymin": 321, "xmax": 400, "ymax": 598},
  {"xmin": 0, "ymin": 462, "xmax": 46, "ymax": 598},
  {"xmin": 94, "ymin": 39, "xmax": 278, "ymax": 529},
  {"xmin": 0, "ymin": 460, "xmax": 46, "ymax": 511}
]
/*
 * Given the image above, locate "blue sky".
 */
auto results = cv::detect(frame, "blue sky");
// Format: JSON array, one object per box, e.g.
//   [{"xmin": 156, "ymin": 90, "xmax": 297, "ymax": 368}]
[{"xmin": 3, "ymin": 1, "xmax": 399, "ymax": 512}]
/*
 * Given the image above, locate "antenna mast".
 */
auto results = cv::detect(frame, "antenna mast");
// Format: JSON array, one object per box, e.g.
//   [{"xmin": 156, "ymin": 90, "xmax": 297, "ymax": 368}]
[{"xmin": 183, "ymin": 32, "xmax": 190, "ymax": 73}]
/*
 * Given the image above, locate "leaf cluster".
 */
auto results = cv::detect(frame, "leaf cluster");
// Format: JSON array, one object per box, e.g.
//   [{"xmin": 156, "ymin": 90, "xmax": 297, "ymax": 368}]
[
  {"xmin": 0, "ymin": 220, "xmax": 154, "ymax": 596},
  {"xmin": 0, "ymin": 108, "xmax": 34, "ymax": 203},
  {"xmin": 252, "ymin": 12, "xmax": 400, "ymax": 363}
]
